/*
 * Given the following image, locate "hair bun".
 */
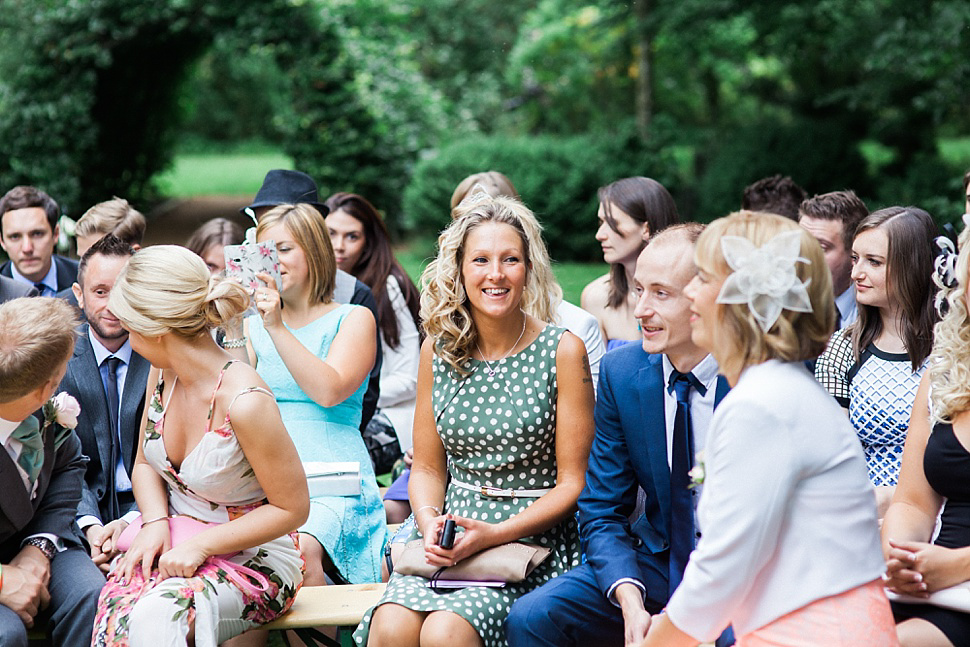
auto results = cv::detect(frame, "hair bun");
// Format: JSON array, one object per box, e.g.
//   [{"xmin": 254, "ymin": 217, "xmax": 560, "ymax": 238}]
[{"xmin": 203, "ymin": 275, "xmax": 251, "ymax": 330}]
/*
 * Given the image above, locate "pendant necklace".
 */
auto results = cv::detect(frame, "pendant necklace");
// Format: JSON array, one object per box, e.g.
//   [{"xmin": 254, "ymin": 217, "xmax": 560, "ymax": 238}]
[{"xmin": 477, "ymin": 314, "xmax": 527, "ymax": 378}]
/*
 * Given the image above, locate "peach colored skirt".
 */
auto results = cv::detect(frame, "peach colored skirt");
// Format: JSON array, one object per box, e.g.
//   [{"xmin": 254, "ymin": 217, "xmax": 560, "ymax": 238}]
[{"xmin": 739, "ymin": 579, "xmax": 899, "ymax": 647}]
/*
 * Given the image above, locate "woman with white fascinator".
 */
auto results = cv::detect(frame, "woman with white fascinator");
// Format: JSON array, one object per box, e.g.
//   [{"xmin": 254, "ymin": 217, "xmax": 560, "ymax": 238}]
[{"xmin": 642, "ymin": 212, "xmax": 896, "ymax": 647}]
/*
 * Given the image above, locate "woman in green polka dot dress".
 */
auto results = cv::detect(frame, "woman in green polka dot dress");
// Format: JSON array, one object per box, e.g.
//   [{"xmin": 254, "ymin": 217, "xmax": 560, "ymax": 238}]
[{"xmin": 355, "ymin": 194, "xmax": 595, "ymax": 647}]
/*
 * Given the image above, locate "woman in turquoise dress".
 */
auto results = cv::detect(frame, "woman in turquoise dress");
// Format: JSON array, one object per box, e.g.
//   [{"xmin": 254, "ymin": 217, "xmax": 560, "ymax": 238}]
[
  {"xmin": 233, "ymin": 203, "xmax": 387, "ymax": 588},
  {"xmin": 356, "ymin": 194, "xmax": 595, "ymax": 647}
]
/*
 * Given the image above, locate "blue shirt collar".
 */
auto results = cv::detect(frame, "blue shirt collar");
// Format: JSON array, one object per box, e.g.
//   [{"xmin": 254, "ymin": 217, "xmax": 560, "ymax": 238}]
[{"xmin": 9, "ymin": 258, "xmax": 57, "ymax": 294}]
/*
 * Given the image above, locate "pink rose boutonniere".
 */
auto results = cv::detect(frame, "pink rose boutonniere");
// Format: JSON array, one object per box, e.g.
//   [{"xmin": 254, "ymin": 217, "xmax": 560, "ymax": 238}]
[{"xmin": 43, "ymin": 392, "xmax": 81, "ymax": 430}]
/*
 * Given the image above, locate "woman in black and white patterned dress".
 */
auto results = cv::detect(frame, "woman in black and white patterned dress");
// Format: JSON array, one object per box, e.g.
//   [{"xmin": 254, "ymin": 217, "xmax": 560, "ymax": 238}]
[{"xmin": 815, "ymin": 206, "xmax": 938, "ymax": 515}]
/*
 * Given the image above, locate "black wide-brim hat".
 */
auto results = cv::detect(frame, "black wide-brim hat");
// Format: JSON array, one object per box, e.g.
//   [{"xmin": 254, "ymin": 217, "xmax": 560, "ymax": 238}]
[{"xmin": 242, "ymin": 169, "xmax": 330, "ymax": 217}]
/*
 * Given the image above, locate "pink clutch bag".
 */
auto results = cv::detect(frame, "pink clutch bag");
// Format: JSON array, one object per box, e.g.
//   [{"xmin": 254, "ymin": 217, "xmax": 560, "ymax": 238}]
[{"xmin": 117, "ymin": 514, "xmax": 270, "ymax": 594}]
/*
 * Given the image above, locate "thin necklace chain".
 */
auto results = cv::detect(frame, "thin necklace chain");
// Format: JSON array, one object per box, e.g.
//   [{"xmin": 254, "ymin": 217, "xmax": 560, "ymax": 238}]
[{"xmin": 477, "ymin": 313, "xmax": 527, "ymax": 378}]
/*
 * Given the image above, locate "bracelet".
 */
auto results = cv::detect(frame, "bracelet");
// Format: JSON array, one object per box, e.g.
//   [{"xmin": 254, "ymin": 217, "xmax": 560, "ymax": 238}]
[
  {"xmin": 141, "ymin": 515, "xmax": 170, "ymax": 527},
  {"xmin": 414, "ymin": 505, "xmax": 442, "ymax": 517},
  {"xmin": 0, "ymin": 563, "xmax": 4, "ymax": 591},
  {"xmin": 222, "ymin": 337, "xmax": 247, "ymax": 349}
]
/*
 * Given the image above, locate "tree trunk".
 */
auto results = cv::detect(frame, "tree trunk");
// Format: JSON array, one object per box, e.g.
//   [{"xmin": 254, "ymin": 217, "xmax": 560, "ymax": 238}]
[{"xmin": 634, "ymin": 0, "xmax": 652, "ymax": 141}]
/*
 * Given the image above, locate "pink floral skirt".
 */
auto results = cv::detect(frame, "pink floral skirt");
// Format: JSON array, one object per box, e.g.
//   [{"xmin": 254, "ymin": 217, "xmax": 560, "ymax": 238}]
[
  {"xmin": 91, "ymin": 534, "xmax": 303, "ymax": 647},
  {"xmin": 739, "ymin": 579, "xmax": 899, "ymax": 647}
]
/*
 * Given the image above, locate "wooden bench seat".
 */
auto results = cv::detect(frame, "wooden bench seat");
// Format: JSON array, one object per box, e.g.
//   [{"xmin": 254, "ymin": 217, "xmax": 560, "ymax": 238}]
[{"xmin": 261, "ymin": 582, "xmax": 386, "ymax": 631}]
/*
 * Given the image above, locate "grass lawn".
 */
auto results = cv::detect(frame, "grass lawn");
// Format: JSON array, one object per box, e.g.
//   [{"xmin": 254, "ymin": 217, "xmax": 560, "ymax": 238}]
[{"xmin": 154, "ymin": 152, "xmax": 293, "ymax": 197}]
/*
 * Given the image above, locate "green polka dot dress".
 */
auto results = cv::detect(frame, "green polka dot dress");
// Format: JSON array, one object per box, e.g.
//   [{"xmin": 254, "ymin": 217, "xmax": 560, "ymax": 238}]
[{"xmin": 354, "ymin": 325, "xmax": 581, "ymax": 646}]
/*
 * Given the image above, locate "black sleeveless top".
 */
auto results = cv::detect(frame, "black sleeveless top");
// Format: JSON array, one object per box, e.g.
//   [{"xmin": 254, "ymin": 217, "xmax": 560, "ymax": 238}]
[{"xmin": 925, "ymin": 422, "xmax": 970, "ymax": 549}]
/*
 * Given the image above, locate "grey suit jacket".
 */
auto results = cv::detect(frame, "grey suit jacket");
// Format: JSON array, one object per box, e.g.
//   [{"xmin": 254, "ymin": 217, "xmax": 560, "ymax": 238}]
[
  {"xmin": 0, "ymin": 415, "xmax": 87, "ymax": 561},
  {"xmin": 0, "ymin": 275, "xmax": 36, "ymax": 302},
  {"xmin": 58, "ymin": 328, "xmax": 150, "ymax": 525}
]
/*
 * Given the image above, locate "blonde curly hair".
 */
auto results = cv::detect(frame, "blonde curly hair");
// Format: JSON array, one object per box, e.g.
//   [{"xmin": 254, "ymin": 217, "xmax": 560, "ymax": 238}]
[
  {"xmin": 929, "ymin": 227, "xmax": 970, "ymax": 422},
  {"xmin": 421, "ymin": 194, "xmax": 562, "ymax": 376}
]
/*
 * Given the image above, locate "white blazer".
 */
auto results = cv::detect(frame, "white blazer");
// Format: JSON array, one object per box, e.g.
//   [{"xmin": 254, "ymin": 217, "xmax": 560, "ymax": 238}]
[{"xmin": 666, "ymin": 360, "xmax": 885, "ymax": 641}]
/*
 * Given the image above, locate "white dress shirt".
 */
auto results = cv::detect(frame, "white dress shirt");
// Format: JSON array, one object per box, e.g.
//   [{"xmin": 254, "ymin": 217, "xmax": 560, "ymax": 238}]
[
  {"xmin": 665, "ymin": 360, "xmax": 885, "ymax": 642},
  {"xmin": 555, "ymin": 299, "xmax": 605, "ymax": 398},
  {"xmin": 377, "ymin": 275, "xmax": 421, "ymax": 450}
]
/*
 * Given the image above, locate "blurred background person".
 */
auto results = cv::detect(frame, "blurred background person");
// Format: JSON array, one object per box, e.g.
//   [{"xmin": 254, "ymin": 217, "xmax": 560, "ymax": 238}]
[
  {"xmin": 815, "ymin": 207, "xmax": 938, "ymax": 516},
  {"xmin": 797, "ymin": 190, "xmax": 869, "ymax": 328},
  {"xmin": 325, "ymin": 192, "xmax": 421, "ymax": 524},
  {"xmin": 740, "ymin": 174, "xmax": 807, "ymax": 221},
  {"xmin": 0, "ymin": 185, "xmax": 77, "ymax": 297},
  {"xmin": 581, "ymin": 176, "xmax": 679, "ymax": 349},
  {"xmin": 73, "ymin": 197, "xmax": 146, "ymax": 258},
  {"xmin": 185, "ymin": 217, "xmax": 245, "ymax": 277}
]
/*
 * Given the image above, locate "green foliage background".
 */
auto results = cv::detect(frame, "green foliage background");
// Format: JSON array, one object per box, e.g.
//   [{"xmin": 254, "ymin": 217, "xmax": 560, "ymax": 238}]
[{"xmin": 1, "ymin": 0, "xmax": 969, "ymax": 257}]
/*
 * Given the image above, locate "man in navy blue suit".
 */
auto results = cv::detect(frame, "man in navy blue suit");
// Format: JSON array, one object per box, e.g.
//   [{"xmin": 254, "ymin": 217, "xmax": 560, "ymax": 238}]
[
  {"xmin": 507, "ymin": 223, "xmax": 732, "ymax": 647},
  {"xmin": 0, "ymin": 186, "xmax": 78, "ymax": 297}
]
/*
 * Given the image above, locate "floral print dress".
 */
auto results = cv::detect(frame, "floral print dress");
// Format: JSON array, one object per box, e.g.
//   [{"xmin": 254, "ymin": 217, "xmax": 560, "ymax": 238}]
[{"xmin": 92, "ymin": 361, "xmax": 305, "ymax": 647}]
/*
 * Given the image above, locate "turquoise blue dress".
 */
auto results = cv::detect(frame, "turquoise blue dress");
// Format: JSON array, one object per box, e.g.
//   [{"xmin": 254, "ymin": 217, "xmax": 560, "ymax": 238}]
[{"xmin": 250, "ymin": 304, "xmax": 387, "ymax": 583}]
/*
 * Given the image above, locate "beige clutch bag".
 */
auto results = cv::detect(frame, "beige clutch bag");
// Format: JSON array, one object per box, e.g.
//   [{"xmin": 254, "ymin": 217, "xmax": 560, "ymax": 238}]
[{"xmin": 391, "ymin": 539, "xmax": 551, "ymax": 583}]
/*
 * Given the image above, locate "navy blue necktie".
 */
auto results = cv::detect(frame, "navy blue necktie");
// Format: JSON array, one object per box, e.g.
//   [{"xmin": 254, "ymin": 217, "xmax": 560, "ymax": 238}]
[
  {"xmin": 32, "ymin": 282, "xmax": 48, "ymax": 297},
  {"xmin": 103, "ymin": 356, "xmax": 122, "ymax": 519},
  {"xmin": 667, "ymin": 369, "xmax": 704, "ymax": 597}
]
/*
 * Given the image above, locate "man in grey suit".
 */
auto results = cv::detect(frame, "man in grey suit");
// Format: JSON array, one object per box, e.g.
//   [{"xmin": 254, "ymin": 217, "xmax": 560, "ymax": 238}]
[
  {"xmin": 57, "ymin": 235, "xmax": 148, "ymax": 571},
  {"xmin": 0, "ymin": 275, "xmax": 36, "ymax": 302},
  {"xmin": 0, "ymin": 297, "xmax": 103, "ymax": 647}
]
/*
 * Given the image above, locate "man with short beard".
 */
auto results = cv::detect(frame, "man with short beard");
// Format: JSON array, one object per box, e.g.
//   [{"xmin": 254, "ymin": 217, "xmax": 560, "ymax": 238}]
[{"xmin": 57, "ymin": 235, "xmax": 149, "ymax": 572}]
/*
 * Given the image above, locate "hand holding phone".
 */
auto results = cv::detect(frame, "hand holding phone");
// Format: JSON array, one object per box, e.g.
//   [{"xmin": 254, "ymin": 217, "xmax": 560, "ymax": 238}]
[{"xmin": 438, "ymin": 519, "xmax": 456, "ymax": 550}]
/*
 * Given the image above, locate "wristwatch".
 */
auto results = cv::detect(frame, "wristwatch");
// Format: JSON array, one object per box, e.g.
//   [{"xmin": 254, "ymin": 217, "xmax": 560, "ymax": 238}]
[{"xmin": 23, "ymin": 537, "xmax": 57, "ymax": 560}]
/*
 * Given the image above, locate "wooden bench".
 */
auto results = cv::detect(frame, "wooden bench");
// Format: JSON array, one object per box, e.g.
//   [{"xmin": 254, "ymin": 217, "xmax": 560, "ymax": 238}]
[{"xmin": 261, "ymin": 583, "xmax": 386, "ymax": 646}]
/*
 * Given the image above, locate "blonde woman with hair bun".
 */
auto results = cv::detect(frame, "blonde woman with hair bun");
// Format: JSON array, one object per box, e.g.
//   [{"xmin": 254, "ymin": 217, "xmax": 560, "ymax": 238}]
[
  {"xmin": 355, "ymin": 194, "xmax": 594, "ymax": 647},
  {"xmin": 883, "ymin": 226, "xmax": 970, "ymax": 647},
  {"xmin": 643, "ymin": 212, "xmax": 896, "ymax": 647},
  {"xmin": 92, "ymin": 245, "xmax": 310, "ymax": 647}
]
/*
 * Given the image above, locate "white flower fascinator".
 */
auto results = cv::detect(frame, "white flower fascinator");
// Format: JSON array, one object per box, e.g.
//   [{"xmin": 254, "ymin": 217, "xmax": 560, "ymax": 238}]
[{"xmin": 716, "ymin": 230, "xmax": 813, "ymax": 332}]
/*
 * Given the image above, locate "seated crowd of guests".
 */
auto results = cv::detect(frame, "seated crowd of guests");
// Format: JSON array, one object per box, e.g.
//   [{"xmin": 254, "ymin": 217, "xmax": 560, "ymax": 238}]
[{"xmin": 0, "ymin": 168, "xmax": 966, "ymax": 647}]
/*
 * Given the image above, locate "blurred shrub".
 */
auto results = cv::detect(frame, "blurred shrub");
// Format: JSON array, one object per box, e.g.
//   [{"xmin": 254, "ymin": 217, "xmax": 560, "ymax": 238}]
[
  {"xmin": 694, "ymin": 117, "xmax": 872, "ymax": 222},
  {"xmin": 403, "ymin": 127, "xmax": 684, "ymax": 262}
]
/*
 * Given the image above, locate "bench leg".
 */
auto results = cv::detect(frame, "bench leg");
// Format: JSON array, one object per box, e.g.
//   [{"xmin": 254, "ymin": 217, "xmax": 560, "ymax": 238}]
[{"xmin": 278, "ymin": 627, "xmax": 343, "ymax": 647}]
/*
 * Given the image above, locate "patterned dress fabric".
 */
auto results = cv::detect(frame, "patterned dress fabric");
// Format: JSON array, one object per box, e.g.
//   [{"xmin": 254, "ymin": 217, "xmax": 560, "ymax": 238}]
[
  {"xmin": 92, "ymin": 362, "xmax": 304, "ymax": 647},
  {"xmin": 815, "ymin": 330, "xmax": 927, "ymax": 486},
  {"xmin": 250, "ymin": 304, "xmax": 387, "ymax": 583},
  {"xmin": 353, "ymin": 325, "xmax": 582, "ymax": 647}
]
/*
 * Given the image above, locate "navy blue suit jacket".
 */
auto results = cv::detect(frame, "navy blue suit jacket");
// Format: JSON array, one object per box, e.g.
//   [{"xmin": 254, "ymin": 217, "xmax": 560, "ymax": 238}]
[
  {"xmin": 579, "ymin": 343, "xmax": 728, "ymax": 606},
  {"xmin": 0, "ymin": 254, "xmax": 79, "ymax": 294}
]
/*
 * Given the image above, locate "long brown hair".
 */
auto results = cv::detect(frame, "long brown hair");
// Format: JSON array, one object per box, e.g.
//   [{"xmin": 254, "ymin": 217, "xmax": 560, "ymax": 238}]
[
  {"xmin": 323, "ymin": 192, "xmax": 421, "ymax": 349},
  {"xmin": 849, "ymin": 206, "xmax": 938, "ymax": 371},
  {"xmin": 598, "ymin": 177, "xmax": 680, "ymax": 308}
]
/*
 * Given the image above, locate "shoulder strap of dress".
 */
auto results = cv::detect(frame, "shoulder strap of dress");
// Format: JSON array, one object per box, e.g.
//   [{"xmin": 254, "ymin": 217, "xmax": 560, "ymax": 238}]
[
  {"xmin": 204, "ymin": 360, "xmax": 239, "ymax": 433},
  {"xmin": 225, "ymin": 387, "xmax": 275, "ymax": 424}
]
